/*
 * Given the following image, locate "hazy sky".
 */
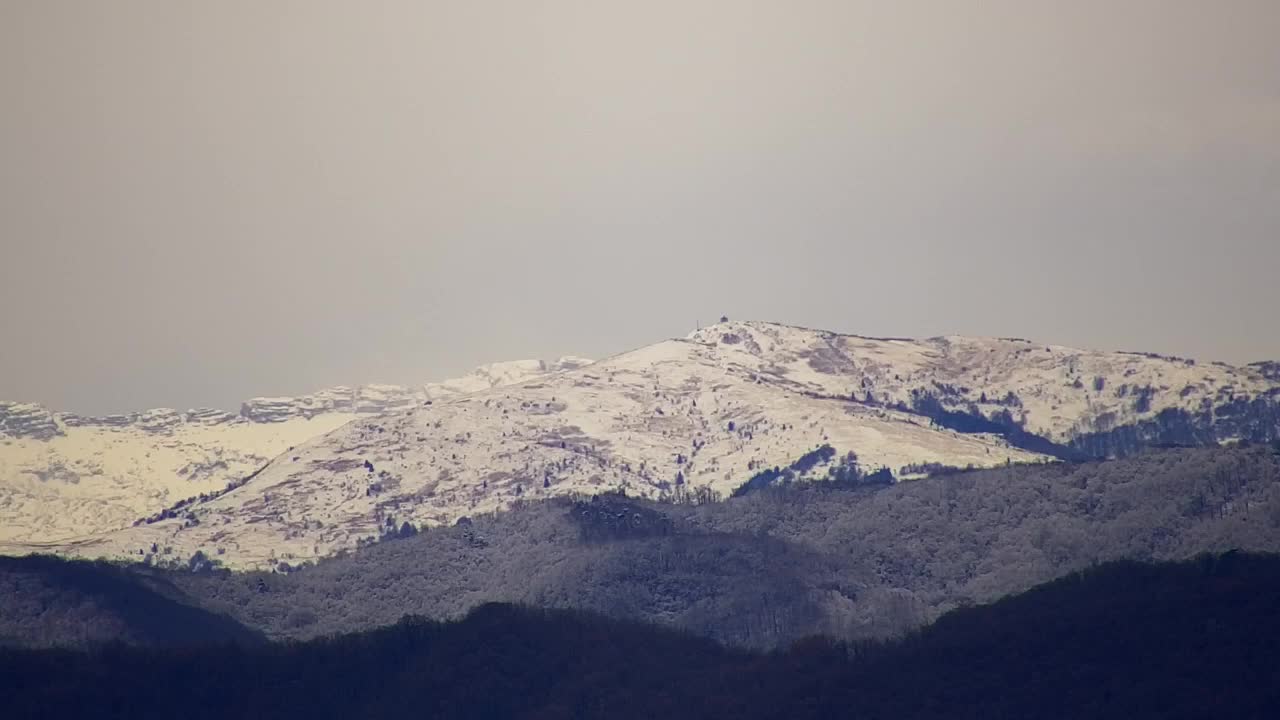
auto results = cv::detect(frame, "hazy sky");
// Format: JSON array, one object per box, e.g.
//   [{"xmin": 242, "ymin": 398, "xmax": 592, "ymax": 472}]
[{"xmin": 2, "ymin": 1, "xmax": 1277, "ymax": 414}]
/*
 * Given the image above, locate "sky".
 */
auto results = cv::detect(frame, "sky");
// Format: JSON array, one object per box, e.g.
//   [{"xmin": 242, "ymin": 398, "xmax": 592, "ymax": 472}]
[{"xmin": 1, "ymin": 1, "xmax": 1277, "ymax": 415}]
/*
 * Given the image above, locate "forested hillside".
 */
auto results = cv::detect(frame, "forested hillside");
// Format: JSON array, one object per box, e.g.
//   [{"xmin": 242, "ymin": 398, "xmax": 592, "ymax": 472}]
[
  {"xmin": 3, "ymin": 553, "xmax": 1278, "ymax": 720},
  {"xmin": 175, "ymin": 445, "xmax": 1280, "ymax": 647},
  {"xmin": 0, "ymin": 555, "xmax": 262, "ymax": 648},
  {"xmin": 5, "ymin": 445, "xmax": 1277, "ymax": 650}
]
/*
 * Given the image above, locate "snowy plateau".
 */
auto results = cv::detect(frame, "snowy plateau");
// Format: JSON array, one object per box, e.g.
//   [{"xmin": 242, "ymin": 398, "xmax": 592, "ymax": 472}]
[{"xmin": 2, "ymin": 320, "xmax": 1277, "ymax": 570}]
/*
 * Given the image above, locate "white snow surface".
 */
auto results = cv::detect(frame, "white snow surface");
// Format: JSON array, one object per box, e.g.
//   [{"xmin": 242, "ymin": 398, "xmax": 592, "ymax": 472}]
[
  {"xmin": 0, "ymin": 416, "xmax": 354, "ymax": 543},
  {"xmin": 0, "ymin": 358, "xmax": 584, "ymax": 544}
]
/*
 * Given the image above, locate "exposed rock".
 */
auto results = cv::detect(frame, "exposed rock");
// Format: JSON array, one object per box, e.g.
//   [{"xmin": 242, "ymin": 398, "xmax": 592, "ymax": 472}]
[
  {"xmin": 185, "ymin": 408, "xmax": 241, "ymax": 426},
  {"xmin": 240, "ymin": 397, "xmax": 304, "ymax": 424},
  {"xmin": 354, "ymin": 384, "xmax": 417, "ymax": 414},
  {"xmin": 57, "ymin": 413, "xmax": 92, "ymax": 428},
  {"xmin": 0, "ymin": 402, "xmax": 62, "ymax": 440},
  {"xmin": 240, "ymin": 385, "xmax": 421, "ymax": 422},
  {"xmin": 135, "ymin": 408, "xmax": 183, "ymax": 434},
  {"xmin": 1252, "ymin": 361, "xmax": 1280, "ymax": 381},
  {"xmin": 425, "ymin": 359, "xmax": 568, "ymax": 399},
  {"xmin": 552, "ymin": 356, "xmax": 594, "ymax": 371},
  {"xmin": 313, "ymin": 387, "xmax": 356, "ymax": 412},
  {"xmin": 55, "ymin": 413, "xmax": 137, "ymax": 429}
]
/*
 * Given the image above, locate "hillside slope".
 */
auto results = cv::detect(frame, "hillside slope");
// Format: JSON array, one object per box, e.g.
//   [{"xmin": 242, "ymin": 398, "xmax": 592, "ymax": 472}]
[
  {"xmin": 0, "ymin": 555, "xmax": 262, "ymax": 649},
  {"xmin": 8, "ymin": 447, "xmax": 1276, "ymax": 651},
  {"xmin": 173, "ymin": 446, "xmax": 1280, "ymax": 648},
  {"xmin": 0, "ymin": 358, "xmax": 586, "ymax": 544},
  {"xmin": 685, "ymin": 321, "xmax": 1280, "ymax": 450},
  {"xmin": 3, "ymin": 553, "xmax": 1278, "ymax": 720}
]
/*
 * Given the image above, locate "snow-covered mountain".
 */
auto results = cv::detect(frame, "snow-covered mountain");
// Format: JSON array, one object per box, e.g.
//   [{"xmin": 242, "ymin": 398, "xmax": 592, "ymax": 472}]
[
  {"xmin": 683, "ymin": 323, "xmax": 1279, "ymax": 449},
  {"xmin": 14, "ymin": 320, "xmax": 1276, "ymax": 571},
  {"xmin": 0, "ymin": 358, "xmax": 587, "ymax": 544}
]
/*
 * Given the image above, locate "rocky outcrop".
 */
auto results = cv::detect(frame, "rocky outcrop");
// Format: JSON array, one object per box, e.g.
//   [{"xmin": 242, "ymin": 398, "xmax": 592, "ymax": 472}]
[
  {"xmin": 54, "ymin": 407, "xmax": 236, "ymax": 430},
  {"xmin": 552, "ymin": 356, "xmax": 594, "ymax": 371},
  {"xmin": 185, "ymin": 408, "xmax": 241, "ymax": 426},
  {"xmin": 0, "ymin": 402, "xmax": 62, "ymax": 440},
  {"xmin": 135, "ymin": 408, "xmax": 183, "ymax": 434},
  {"xmin": 240, "ymin": 385, "xmax": 421, "ymax": 422},
  {"xmin": 1253, "ymin": 361, "xmax": 1280, "ymax": 381},
  {"xmin": 60, "ymin": 414, "xmax": 132, "ymax": 428},
  {"xmin": 423, "ymin": 358, "xmax": 593, "ymax": 400},
  {"xmin": 57, "ymin": 413, "xmax": 91, "ymax": 428},
  {"xmin": 3, "ymin": 357, "xmax": 586, "ymax": 437},
  {"xmin": 240, "ymin": 397, "xmax": 305, "ymax": 424},
  {"xmin": 354, "ymin": 384, "xmax": 418, "ymax": 414},
  {"xmin": 312, "ymin": 387, "xmax": 355, "ymax": 413}
]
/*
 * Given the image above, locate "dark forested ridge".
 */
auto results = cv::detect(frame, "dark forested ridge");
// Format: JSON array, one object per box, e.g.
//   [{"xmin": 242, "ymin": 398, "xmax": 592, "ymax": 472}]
[
  {"xmin": 3, "ymin": 446, "xmax": 1279, "ymax": 651},
  {"xmin": 3, "ymin": 553, "xmax": 1278, "ymax": 720},
  {"xmin": 0, "ymin": 555, "xmax": 263, "ymax": 648}
]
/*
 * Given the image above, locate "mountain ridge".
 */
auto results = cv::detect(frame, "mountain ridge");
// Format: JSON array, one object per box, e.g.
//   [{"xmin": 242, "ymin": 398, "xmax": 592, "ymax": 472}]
[
  {"xmin": 1, "ymin": 355, "xmax": 597, "ymax": 437},
  {"xmin": 0, "ymin": 357, "xmax": 589, "ymax": 543},
  {"xmin": 4, "ymin": 321, "xmax": 1278, "ymax": 568},
  {"xmin": 6, "ymin": 320, "xmax": 1275, "ymax": 569}
]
